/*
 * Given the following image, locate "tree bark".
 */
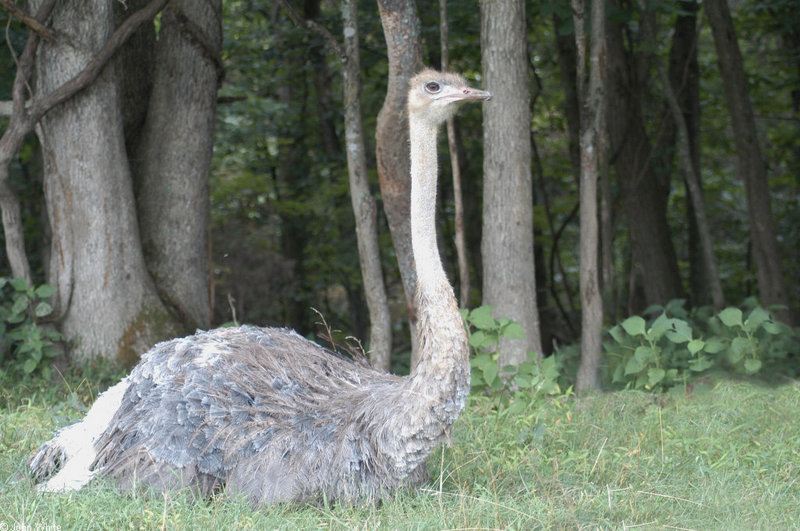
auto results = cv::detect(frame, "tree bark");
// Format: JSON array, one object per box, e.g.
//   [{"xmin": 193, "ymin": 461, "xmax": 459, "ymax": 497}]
[
  {"xmin": 705, "ymin": 0, "xmax": 794, "ymax": 325},
  {"xmin": 605, "ymin": 4, "xmax": 685, "ymax": 311},
  {"xmin": 481, "ymin": 0, "xmax": 544, "ymax": 364},
  {"xmin": 132, "ymin": 0, "xmax": 221, "ymax": 331},
  {"xmin": 666, "ymin": 0, "xmax": 707, "ymax": 308},
  {"xmin": 643, "ymin": 0, "xmax": 724, "ymax": 311},
  {"xmin": 439, "ymin": 0, "xmax": 470, "ymax": 308},
  {"xmin": 32, "ymin": 0, "xmax": 179, "ymax": 363},
  {"xmin": 375, "ymin": 0, "xmax": 423, "ymax": 366},
  {"xmin": 342, "ymin": 0, "xmax": 392, "ymax": 370},
  {"xmin": 574, "ymin": 0, "xmax": 606, "ymax": 393}
]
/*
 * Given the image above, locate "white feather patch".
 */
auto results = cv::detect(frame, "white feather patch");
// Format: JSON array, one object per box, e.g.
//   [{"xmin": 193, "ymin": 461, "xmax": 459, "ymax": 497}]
[{"xmin": 39, "ymin": 377, "xmax": 130, "ymax": 492}]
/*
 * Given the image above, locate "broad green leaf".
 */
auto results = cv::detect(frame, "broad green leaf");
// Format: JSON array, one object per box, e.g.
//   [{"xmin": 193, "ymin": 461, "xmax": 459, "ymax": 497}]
[
  {"xmin": 649, "ymin": 313, "xmax": 672, "ymax": 340},
  {"xmin": 744, "ymin": 307, "xmax": 770, "ymax": 332},
  {"xmin": 648, "ymin": 367, "xmax": 666, "ymax": 386},
  {"xmin": 761, "ymin": 321, "xmax": 783, "ymax": 335},
  {"xmin": 643, "ymin": 304, "xmax": 664, "ymax": 315},
  {"xmin": 634, "ymin": 345, "xmax": 655, "ymax": 365},
  {"xmin": 472, "ymin": 353, "xmax": 494, "ymax": 370},
  {"xmin": 743, "ymin": 358, "xmax": 762, "ymax": 374},
  {"xmin": 728, "ymin": 337, "xmax": 749, "ymax": 364},
  {"xmin": 718, "ymin": 307, "xmax": 743, "ymax": 328},
  {"xmin": 467, "ymin": 306, "xmax": 496, "ymax": 329},
  {"xmin": 9, "ymin": 277, "xmax": 30, "ymax": 292},
  {"xmin": 621, "ymin": 316, "xmax": 646, "ymax": 337},
  {"xmin": 516, "ymin": 374, "xmax": 533, "ymax": 388},
  {"xmin": 11, "ymin": 295, "xmax": 29, "ymax": 316},
  {"xmin": 670, "ymin": 319, "xmax": 693, "ymax": 342},
  {"xmin": 35, "ymin": 284, "xmax": 56, "ymax": 299},
  {"xmin": 612, "ymin": 363, "xmax": 625, "ymax": 383},
  {"xmin": 23, "ymin": 358, "xmax": 37, "ymax": 374},
  {"xmin": 502, "ymin": 322, "xmax": 525, "ymax": 340},
  {"xmin": 704, "ymin": 337, "xmax": 727, "ymax": 353},
  {"xmin": 687, "ymin": 339, "xmax": 705, "ymax": 355},
  {"xmin": 689, "ymin": 355, "xmax": 714, "ymax": 372},
  {"xmin": 608, "ymin": 325, "xmax": 625, "ymax": 344},
  {"xmin": 34, "ymin": 302, "xmax": 53, "ymax": 318},
  {"xmin": 482, "ymin": 362, "xmax": 498, "ymax": 385},
  {"xmin": 541, "ymin": 380, "xmax": 560, "ymax": 395},
  {"xmin": 469, "ymin": 330, "xmax": 493, "ymax": 349},
  {"xmin": 625, "ymin": 355, "xmax": 645, "ymax": 375}
]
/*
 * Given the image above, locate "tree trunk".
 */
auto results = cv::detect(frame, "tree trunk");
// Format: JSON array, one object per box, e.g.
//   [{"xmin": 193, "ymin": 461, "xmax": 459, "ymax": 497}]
[
  {"xmin": 705, "ymin": 0, "xmax": 794, "ymax": 325},
  {"xmin": 132, "ymin": 0, "xmax": 221, "ymax": 331},
  {"xmin": 648, "ymin": 0, "xmax": 724, "ymax": 311},
  {"xmin": 667, "ymin": 0, "xmax": 708, "ymax": 308},
  {"xmin": 573, "ymin": 0, "xmax": 606, "ymax": 393},
  {"xmin": 34, "ymin": 0, "xmax": 180, "ymax": 363},
  {"xmin": 342, "ymin": 0, "xmax": 392, "ymax": 370},
  {"xmin": 0, "ymin": 0, "xmax": 59, "ymax": 284},
  {"xmin": 375, "ymin": 0, "xmax": 423, "ymax": 366},
  {"xmin": 605, "ymin": 6, "xmax": 685, "ymax": 311},
  {"xmin": 481, "ymin": 0, "xmax": 543, "ymax": 365},
  {"xmin": 439, "ymin": 0, "xmax": 470, "ymax": 308}
]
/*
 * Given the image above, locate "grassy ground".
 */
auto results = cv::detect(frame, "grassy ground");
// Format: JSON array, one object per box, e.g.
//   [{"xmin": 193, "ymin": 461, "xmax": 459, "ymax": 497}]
[{"xmin": 1, "ymin": 369, "xmax": 798, "ymax": 530}]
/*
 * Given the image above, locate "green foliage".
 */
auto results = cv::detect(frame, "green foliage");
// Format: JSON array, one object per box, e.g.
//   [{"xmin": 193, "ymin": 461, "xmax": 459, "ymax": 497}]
[
  {"xmin": 605, "ymin": 299, "xmax": 798, "ymax": 391},
  {"xmin": 462, "ymin": 306, "xmax": 562, "ymax": 409},
  {"xmin": 0, "ymin": 277, "xmax": 62, "ymax": 379}
]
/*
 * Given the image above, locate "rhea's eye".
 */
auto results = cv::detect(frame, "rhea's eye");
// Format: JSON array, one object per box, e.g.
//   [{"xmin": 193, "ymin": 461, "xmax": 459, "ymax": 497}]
[{"xmin": 424, "ymin": 81, "xmax": 441, "ymax": 94}]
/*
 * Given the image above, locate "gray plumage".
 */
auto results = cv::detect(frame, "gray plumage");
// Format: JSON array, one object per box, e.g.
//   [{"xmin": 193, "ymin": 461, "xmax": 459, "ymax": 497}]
[{"xmin": 30, "ymin": 69, "xmax": 491, "ymax": 505}]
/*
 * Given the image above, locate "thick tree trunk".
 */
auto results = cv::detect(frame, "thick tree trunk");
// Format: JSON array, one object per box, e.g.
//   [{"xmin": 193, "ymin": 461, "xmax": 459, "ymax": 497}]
[
  {"xmin": 605, "ymin": 8, "xmax": 685, "ymax": 311},
  {"xmin": 481, "ymin": 0, "xmax": 544, "ymax": 364},
  {"xmin": 342, "ymin": 0, "xmax": 392, "ymax": 370},
  {"xmin": 34, "ymin": 0, "xmax": 179, "ymax": 363},
  {"xmin": 375, "ymin": 0, "xmax": 423, "ymax": 365},
  {"xmin": 705, "ymin": 0, "xmax": 794, "ymax": 325},
  {"xmin": 132, "ymin": 0, "xmax": 221, "ymax": 331}
]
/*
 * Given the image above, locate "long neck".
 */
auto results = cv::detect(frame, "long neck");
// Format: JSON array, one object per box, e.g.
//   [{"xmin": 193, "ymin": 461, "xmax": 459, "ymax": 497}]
[
  {"xmin": 409, "ymin": 118, "xmax": 445, "ymax": 294},
  {"xmin": 407, "ymin": 113, "xmax": 469, "ymax": 411}
]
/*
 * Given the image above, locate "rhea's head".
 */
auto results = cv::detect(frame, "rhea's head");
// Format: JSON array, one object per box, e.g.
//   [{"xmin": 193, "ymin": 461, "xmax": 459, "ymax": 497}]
[{"xmin": 407, "ymin": 69, "xmax": 491, "ymax": 126}]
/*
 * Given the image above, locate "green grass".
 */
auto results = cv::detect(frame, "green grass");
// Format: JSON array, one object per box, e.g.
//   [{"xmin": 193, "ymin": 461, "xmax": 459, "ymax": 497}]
[{"xmin": 1, "ymin": 369, "xmax": 798, "ymax": 530}]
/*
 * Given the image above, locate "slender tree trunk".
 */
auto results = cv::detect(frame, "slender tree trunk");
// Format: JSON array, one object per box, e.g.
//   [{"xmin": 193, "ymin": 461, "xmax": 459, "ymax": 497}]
[
  {"xmin": 705, "ymin": 0, "xmax": 794, "ymax": 325},
  {"xmin": 342, "ymin": 0, "xmax": 392, "ymax": 370},
  {"xmin": 666, "ymin": 0, "xmax": 708, "ymax": 308},
  {"xmin": 133, "ymin": 0, "xmax": 221, "ymax": 331},
  {"xmin": 33, "ymin": 0, "xmax": 179, "ymax": 363},
  {"xmin": 641, "ymin": 0, "xmax": 724, "ymax": 311},
  {"xmin": 658, "ymin": 65, "xmax": 725, "ymax": 310},
  {"xmin": 574, "ymin": 0, "xmax": 606, "ymax": 393},
  {"xmin": 0, "ymin": 0, "xmax": 59, "ymax": 284},
  {"xmin": 481, "ymin": 0, "xmax": 543, "ymax": 364},
  {"xmin": 439, "ymin": 0, "xmax": 470, "ymax": 308},
  {"xmin": 375, "ymin": 0, "xmax": 424, "ymax": 366}
]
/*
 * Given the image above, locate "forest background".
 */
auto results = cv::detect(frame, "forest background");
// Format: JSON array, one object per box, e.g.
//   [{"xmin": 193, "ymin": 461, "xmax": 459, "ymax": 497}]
[{"xmin": 0, "ymin": 0, "xmax": 798, "ymax": 391}]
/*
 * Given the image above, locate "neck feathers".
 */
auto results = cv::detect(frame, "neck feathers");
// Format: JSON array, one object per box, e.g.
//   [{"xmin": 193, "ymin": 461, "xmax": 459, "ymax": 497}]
[{"xmin": 407, "ymin": 112, "xmax": 469, "ymax": 410}]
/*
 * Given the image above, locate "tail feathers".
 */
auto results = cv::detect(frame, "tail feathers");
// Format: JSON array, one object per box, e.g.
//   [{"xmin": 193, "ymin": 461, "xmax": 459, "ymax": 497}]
[
  {"xmin": 29, "ymin": 377, "xmax": 130, "ymax": 492},
  {"xmin": 29, "ymin": 438, "xmax": 68, "ymax": 483}
]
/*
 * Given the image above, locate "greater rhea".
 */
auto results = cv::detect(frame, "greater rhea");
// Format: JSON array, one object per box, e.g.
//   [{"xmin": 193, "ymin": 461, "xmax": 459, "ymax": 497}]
[{"xmin": 30, "ymin": 69, "xmax": 491, "ymax": 505}]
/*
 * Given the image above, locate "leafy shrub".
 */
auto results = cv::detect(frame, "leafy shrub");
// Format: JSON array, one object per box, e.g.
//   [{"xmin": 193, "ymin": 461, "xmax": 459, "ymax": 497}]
[
  {"xmin": 0, "ymin": 277, "xmax": 62, "ymax": 379},
  {"xmin": 462, "ymin": 305, "xmax": 561, "ymax": 407},
  {"xmin": 605, "ymin": 298, "xmax": 798, "ymax": 391}
]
